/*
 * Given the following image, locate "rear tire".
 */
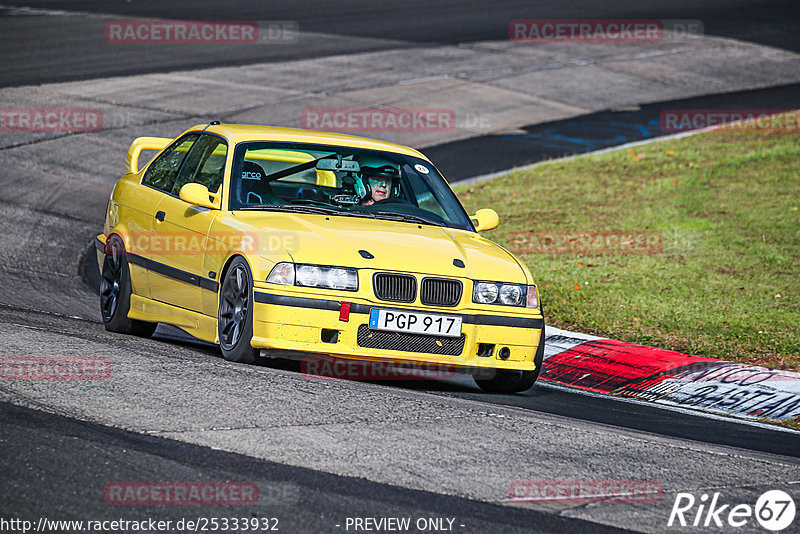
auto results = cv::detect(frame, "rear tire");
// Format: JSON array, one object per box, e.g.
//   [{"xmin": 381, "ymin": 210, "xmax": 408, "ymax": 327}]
[
  {"xmin": 218, "ymin": 257, "xmax": 258, "ymax": 364},
  {"xmin": 99, "ymin": 235, "xmax": 156, "ymax": 337},
  {"xmin": 473, "ymin": 325, "xmax": 545, "ymax": 393}
]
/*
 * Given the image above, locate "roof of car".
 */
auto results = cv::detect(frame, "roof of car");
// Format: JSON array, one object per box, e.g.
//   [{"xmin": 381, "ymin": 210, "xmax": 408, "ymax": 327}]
[{"xmin": 194, "ymin": 123, "xmax": 429, "ymax": 161}]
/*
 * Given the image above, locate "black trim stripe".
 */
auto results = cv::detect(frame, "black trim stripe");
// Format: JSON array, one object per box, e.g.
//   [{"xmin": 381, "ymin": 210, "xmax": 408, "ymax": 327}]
[
  {"xmin": 126, "ymin": 253, "xmax": 219, "ymax": 293},
  {"xmin": 94, "ymin": 236, "xmax": 105, "ymax": 253},
  {"xmin": 254, "ymin": 292, "xmax": 543, "ymax": 329},
  {"xmin": 256, "ymin": 293, "xmax": 341, "ymax": 312},
  {"xmin": 198, "ymin": 277, "xmax": 220, "ymax": 293}
]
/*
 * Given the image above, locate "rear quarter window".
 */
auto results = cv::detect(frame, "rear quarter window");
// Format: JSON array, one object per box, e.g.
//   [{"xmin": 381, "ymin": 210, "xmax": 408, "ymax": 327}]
[{"xmin": 142, "ymin": 134, "xmax": 199, "ymax": 193}]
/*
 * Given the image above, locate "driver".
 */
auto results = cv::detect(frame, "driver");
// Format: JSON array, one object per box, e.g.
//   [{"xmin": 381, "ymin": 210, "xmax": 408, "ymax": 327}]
[{"xmin": 357, "ymin": 164, "xmax": 401, "ymax": 205}]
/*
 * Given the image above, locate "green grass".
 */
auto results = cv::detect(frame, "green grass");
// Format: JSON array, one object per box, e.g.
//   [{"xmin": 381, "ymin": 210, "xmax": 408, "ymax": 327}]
[{"xmin": 455, "ymin": 117, "xmax": 800, "ymax": 370}]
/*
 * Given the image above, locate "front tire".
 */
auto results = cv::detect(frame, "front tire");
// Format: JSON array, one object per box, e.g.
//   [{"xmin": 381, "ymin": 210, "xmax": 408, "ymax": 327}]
[
  {"xmin": 218, "ymin": 257, "xmax": 258, "ymax": 364},
  {"xmin": 473, "ymin": 326, "xmax": 545, "ymax": 393},
  {"xmin": 99, "ymin": 235, "xmax": 156, "ymax": 337}
]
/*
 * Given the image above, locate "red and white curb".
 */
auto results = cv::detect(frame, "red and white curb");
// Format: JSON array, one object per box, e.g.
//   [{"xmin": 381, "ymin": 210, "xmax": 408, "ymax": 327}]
[{"xmin": 541, "ymin": 327, "xmax": 800, "ymax": 425}]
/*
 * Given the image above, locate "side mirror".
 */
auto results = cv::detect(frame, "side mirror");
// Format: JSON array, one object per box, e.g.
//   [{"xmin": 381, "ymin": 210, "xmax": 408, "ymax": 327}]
[
  {"xmin": 179, "ymin": 183, "xmax": 220, "ymax": 209},
  {"xmin": 471, "ymin": 208, "xmax": 499, "ymax": 232}
]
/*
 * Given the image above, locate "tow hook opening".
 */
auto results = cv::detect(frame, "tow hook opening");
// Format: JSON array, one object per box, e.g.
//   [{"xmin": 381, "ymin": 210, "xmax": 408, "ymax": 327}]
[
  {"xmin": 477, "ymin": 343, "xmax": 495, "ymax": 357},
  {"xmin": 321, "ymin": 329, "xmax": 340, "ymax": 344}
]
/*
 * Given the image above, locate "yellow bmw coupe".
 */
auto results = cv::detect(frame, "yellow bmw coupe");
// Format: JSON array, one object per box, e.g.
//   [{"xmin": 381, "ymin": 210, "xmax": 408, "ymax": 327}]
[{"xmin": 97, "ymin": 123, "xmax": 544, "ymax": 392}]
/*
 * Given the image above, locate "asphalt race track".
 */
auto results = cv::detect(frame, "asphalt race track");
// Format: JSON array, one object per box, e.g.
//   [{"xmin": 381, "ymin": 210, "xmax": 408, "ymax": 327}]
[
  {"xmin": 427, "ymin": 82, "xmax": 800, "ymax": 180},
  {"xmin": 1, "ymin": 2, "xmax": 799, "ymax": 533},
  {"xmin": 2, "ymin": 402, "xmax": 620, "ymax": 534},
  {"xmin": 3, "ymin": 0, "xmax": 800, "ymax": 86}
]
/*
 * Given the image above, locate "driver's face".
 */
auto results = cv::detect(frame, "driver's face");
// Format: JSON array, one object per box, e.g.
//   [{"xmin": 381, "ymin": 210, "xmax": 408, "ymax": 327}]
[{"xmin": 368, "ymin": 178, "xmax": 390, "ymax": 201}]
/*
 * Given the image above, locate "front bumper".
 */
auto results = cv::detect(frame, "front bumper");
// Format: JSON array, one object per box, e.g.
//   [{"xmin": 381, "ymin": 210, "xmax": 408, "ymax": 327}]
[{"xmin": 250, "ymin": 286, "xmax": 544, "ymax": 372}]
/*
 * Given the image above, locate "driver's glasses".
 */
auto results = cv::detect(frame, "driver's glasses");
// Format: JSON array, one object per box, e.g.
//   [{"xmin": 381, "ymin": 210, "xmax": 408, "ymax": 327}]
[{"xmin": 368, "ymin": 178, "xmax": 390, "ymax": 189}]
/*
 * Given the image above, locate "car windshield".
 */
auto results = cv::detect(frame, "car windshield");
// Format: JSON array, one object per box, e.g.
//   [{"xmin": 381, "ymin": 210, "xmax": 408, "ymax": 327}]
[{"xmin": 229, "ymin": 142, "xmax": 473, "ymax": 231}]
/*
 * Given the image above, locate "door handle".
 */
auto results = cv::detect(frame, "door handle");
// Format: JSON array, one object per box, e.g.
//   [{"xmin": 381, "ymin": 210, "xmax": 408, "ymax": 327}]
[{"xmin": 155, "ymin": 211, "xmax": 165, "ymax": 222}]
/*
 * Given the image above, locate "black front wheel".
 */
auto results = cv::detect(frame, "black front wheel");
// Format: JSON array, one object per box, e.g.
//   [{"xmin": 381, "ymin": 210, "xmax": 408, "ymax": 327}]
[
  {"xmin": 218, "ymin": 257, "xmax": 258, "ymax": 364},
  {"xmin": 99, "ymin": 235, "xmax": 156, "ymax": 337}
]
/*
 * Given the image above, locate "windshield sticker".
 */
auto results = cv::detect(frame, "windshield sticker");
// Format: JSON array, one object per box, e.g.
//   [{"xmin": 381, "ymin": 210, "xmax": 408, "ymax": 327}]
[{"xmin": 414, "ymin": 164, "xmax": 429, "ymax": 174}]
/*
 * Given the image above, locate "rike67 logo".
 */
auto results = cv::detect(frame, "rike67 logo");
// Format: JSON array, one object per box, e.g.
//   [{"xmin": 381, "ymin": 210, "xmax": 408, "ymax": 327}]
[{"xmin": 668, "ymin": 490, "xmax": 795, "ymax": 531}]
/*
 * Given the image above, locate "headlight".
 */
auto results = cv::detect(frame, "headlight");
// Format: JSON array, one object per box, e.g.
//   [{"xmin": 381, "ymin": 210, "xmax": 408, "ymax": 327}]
[
  {"xmin": 326, "ymin": 268, "xmax": 355, "ymax": 290},
  {"xmin": 267, "ymin": 262, "xmax": 358, "ymax": 291},
  {"xmin": 473, "ymin": 282, "xmax": 499, "ymax": 304},
  {"xmin": 473, "ymin": 281, "xmax": 534, "ymax": 307},
  {"xmin": 296, "ymin": 265, "xmax": 322, "ymax": 287},
  {"xmin": 499, "ymin": 284, "xmax": 523, "ymax": 306}
]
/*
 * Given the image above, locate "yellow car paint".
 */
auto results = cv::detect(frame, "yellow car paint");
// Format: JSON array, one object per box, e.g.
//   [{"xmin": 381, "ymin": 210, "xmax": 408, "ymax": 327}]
[{"xmin": 101, "ymin": 124, "xmax": 544, "ymax": 376}]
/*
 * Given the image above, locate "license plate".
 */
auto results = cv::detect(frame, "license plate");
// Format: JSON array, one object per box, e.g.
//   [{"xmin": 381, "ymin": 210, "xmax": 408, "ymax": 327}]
[{"xmin": 368, "ymin": 308, "xmax": 462, "ymax": 338}]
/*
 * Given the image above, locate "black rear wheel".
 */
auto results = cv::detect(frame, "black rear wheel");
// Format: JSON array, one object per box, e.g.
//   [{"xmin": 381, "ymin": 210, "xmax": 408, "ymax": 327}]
[{"xmin": 99, "ymin": 235, "xmax": 156, "ymax": 337}]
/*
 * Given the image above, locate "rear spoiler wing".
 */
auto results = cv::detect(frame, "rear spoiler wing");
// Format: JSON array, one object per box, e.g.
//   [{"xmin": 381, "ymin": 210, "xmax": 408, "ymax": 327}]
[{"xmin": 126, "ymin": 137, "xmax": 171, "ymax": 174}]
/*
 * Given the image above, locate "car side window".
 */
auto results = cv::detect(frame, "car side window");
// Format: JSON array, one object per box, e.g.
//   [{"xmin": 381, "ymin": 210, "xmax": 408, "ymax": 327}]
[
  {"xmin": 142, "ymin": 134, "xmax": 199, "ymax": 193},
  {"xmin": 171, "ymin": 134, "xmax": 228, "ymax": 197}
]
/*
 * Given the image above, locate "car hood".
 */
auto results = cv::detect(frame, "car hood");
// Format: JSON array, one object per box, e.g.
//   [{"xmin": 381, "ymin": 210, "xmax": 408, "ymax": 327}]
[{"xmin": 225, "ymin": 211, "xmax": 528, "ymax": 283}]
